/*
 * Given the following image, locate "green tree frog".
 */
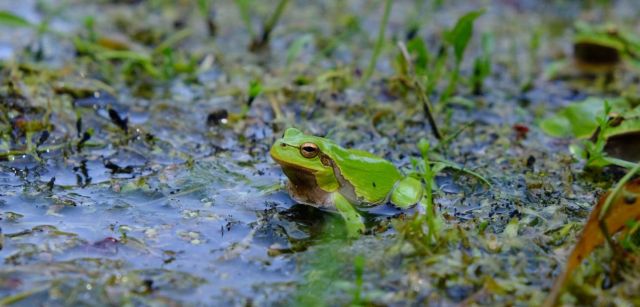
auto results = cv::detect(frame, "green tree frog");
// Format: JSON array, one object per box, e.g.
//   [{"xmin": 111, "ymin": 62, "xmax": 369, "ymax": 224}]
[{"xmin": 270, "ymin": 128, "xmax": 425, "ymax": 236}]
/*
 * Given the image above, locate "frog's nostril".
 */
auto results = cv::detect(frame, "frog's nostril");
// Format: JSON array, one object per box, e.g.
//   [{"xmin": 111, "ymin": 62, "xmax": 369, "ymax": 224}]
[{"xmin": 280, "ymin": 142, "xmax": 286, "ymax": 147}]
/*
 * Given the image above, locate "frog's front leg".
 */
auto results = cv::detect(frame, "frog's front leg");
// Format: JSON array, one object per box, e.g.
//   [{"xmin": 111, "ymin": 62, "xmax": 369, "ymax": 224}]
[{"xmin": 333, "ymin": 193, "xmax": 365, "ymax": 238}]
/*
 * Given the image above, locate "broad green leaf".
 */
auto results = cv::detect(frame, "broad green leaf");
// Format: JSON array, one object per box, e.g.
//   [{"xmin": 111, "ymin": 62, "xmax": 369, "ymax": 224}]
[
  {"xmin": 0, "ymin": 11, "xmax": 32, "ymax": 28},
  {"xmin": 540, "ymin": 115, "xmax": 571, "ymax": 137},
  {"xmin": 563, "ymin": 98, "xmax": 603, "ymax": 137},
  {"xmin": 539, "ymin": 97, "xmax": 631, "ymax": 138},
  {"xmin": 444, "ymin": 10, "xmax": 484, "ymax": 63}
]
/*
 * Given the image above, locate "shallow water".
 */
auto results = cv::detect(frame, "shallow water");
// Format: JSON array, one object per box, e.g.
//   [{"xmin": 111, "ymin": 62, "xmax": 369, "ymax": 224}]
[{"xmin": 1, "ymin": 0, "xmax": 640, "ymax": 305}]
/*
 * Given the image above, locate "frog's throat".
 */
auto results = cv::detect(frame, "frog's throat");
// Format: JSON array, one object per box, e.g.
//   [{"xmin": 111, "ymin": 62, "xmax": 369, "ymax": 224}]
[
  {"xmin": 274, "ymin": 155, "xmax": 362, "ymax": 208},
  {"xmin": 281, "ymin": 166, "xmax": 334, "ymax": 208}
]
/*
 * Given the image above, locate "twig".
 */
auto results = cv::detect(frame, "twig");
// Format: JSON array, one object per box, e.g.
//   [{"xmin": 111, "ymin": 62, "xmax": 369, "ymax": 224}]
[
  {"xmin": 397, "ymin": 41, "xmax": 442, "ymax": 140},
  {"xmin": 267, "ymin": 93, "xmax": 284, "ymax": 121}
]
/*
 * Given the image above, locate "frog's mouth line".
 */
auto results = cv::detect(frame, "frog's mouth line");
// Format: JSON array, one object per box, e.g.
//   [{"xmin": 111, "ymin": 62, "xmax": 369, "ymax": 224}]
[{"xmin": 270, "ymin": 152, "xmax": 318, "ymax": 174}]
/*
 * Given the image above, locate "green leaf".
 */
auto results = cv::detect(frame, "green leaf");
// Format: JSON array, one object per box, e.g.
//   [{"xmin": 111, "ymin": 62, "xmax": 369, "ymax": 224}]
[
  {"xmin": 539, "ymin": 97, "xmax": 631, "ymax": 138},
  {"xmin": 248, "ymin": 80, "xmax": 263, "ymax": 101},
  {"xmin": 478, "ymin": 32, "xmax": 493, "ymax": 76},
  {"xmin": 417, "ymin": 138, "xmax": 430, "ymax": 158},
  {"xmin": 0, "ymin": 11, "xmax": 32, "ymax": 28},
  {"xmin": 444, "ymin": 10, "xmax": 484, "ymax": 63},
  {"xmin": 197, "ymin": 0, "xmax": 210, "ymax": 16},
  {"xmin": 563, "ymin": 99, "xmax": 603, "ymax": 137},
  {"xmin": 540, "ymin": 115, "xmax": 572, "ymax": 137},
  {"xmin": 406, "ymin": 36, "xmax": 430, "ymax": 75}
]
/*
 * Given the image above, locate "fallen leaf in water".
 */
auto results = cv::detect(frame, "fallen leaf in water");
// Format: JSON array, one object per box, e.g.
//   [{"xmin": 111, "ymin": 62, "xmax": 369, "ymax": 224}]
[{"xmin": 544, "ymin": 178, "xmax": 640, "ymax": 306}]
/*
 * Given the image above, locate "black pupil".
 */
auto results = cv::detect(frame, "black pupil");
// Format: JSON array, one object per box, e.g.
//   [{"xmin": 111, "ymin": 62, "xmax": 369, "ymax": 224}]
[{"xmin": 303, "ymin": 146, "xmax": 315, "ymax": 152}]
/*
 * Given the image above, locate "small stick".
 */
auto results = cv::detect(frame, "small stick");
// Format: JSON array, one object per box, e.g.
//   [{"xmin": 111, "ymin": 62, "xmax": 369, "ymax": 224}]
[{"xmin": 397, "ymin": 41, "xmax": 442, "ymax": 140}]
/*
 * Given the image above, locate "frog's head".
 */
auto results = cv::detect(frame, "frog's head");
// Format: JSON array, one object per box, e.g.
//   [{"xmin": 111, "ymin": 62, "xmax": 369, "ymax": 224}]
[
  {"xmin": 270, "ymin": 128, "xmax": 334, "ymax": 173},
  {"xmin": 270, "ymin": 128, "xmax": 338, "ymax": 190}
]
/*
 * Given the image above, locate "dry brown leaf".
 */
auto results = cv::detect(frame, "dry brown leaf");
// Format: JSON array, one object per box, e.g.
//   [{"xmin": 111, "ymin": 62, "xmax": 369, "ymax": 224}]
[{"xmin": 544, "ymin": 178, "xmax": 640, "ymax": 307}]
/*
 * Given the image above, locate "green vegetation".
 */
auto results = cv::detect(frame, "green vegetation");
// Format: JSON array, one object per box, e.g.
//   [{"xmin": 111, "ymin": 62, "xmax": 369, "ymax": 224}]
[
  {"xmin": 442, "ymin": 10, "xmax": 484, "ymax": 100},
  {"xmin": 1, "ymin": 1, "xmax": 640, "ymax": 306},
  {"xmin": 540, "ymin": 97, "xmax": 640, "ymax": 168},
  {"xmin": 363, "ymin": 0, "xmax": 393, "ymax": 83}
]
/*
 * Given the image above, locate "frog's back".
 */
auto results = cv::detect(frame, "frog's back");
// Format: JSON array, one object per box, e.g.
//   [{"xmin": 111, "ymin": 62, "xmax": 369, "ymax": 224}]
[{"xmin": 332, "ymin": 147, "xmax": 403, "ymax": 204}]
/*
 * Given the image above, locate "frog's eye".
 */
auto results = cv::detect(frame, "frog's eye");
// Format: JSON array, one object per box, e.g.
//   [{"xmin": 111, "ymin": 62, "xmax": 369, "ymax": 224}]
[{"xmin": 300, "ymin": 142, "xmax": 319, "ymax": 158}]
